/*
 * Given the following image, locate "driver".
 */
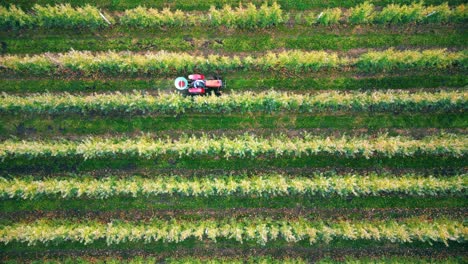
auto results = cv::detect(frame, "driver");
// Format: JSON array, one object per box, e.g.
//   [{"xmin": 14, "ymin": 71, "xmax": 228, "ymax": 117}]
[{"xmin": 192, "ymin": 80, "xmax": 206, "ymax": 89}]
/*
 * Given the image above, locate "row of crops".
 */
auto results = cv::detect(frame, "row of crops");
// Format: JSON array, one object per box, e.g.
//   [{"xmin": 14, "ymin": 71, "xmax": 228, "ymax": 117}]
[
  {"xmin": 1, "ymin": 90, "xmax": 466, "ymax": 114},
  {"xmin": 1, "ymin": 2, "xmax": 467, "ymax": 29},
  {"xmin": 1, "ymin": 218, "xmax": 464, "ymax": 246},
  {"xmin": 1, "ymin": 49, "xmax": 466, "ymax": 75},
  {"xmin": 1, "ymin": 0, "xmax": 466, "ymax": 262},
  {"xmin": 1, "ymin": 174, "xmax": 465, "ymax": 199},
  {"xmin": 1, "ymin": 133, "xmax": 465, "ymax": 159}
]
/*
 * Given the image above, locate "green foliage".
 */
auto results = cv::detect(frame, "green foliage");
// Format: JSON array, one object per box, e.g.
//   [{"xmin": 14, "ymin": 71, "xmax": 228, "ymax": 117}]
[
  {"xmin": 317, "ymin": 8, "xmax": 343, "ymax": 26},
  {"xmin": 3, "ymin": 256, "xmax": 464, "ymax": 264},
  {"xmin": 0, "ymin": 0, "xmax": 466, "ymax": 261},
  {"xmin": 0, "ymin": 4, "xmax": 112, "ymax": 29},
  {"xmin": 1, "ymin": 2, "xmax": 466, "ymax": 30},
  {"xmin": 356, "ymin": 48, "xmax": 466, "ymax": 72},
  {"xmin": 1, "ymin": 49, "xmax": 464, "ymax": 76},
  {"xmin": 168, "ymin": 256, "xmax": 301, "ymax": 264},
  {"xmin": 208, "ymin": 2, "xmax": 285, "ymax": 29},
  {"xmin": 121, "ymin": 2, "xmax": 285, "ymax": 29},
  {"xmin": 0, "ymin": 218, "xmax": 464, "ymax": 246},
  {"xmin": 258, "ymin": 1, "xmax": 285, "ymax": 27},
  {"xmin": 0, "ymin": 133, "xmax": 465, "ymax": 160},
  {"xmin": 3, "ymin": 0, "xmax": 468, "ymax": 11},
  {"xmin": 0, "ymin": 5, "xmax": 34, "ymax": 29},
  {"xmin": 0, "ymin": 54, "xmax": 55, "ymax": 75},
  {"xmin": 304, "ymin": 8, "xmax": 342, "ymax": 26},
  {"xmin": 1, "ymin": 174, "xmax": 465, "ymax": 199},
  {"xmin": 257, "ymin": 50, "xmax": 341, "ymax": 71},
  {"xmin": 317, "ymin": 257, "xmax": 465, "ymax": 264},
  {"xmin": 32, "ymin": 4, "xmax": 111, "ymax": 29},
  {"xmin": 2, "ymin": 256, "xmax": 308, "ymax": 264},
  {"xmin": 375, "ymin": 2, "xmax": 425, "ymax": 24},
  {"xmin": 303, "ymin": 11, "xmax": 316, "ymax": 26},
  {"xmin": 423, "ymin": 2, "xmax": 451, "ymax": 23},
  {"xmin": 451, "ymin": 4, "xmax": 467, "ymax": 22},
  {"xmin": 300, "ymin": 2, "xmax": 466, "ymax": 25},
  {"xmin": 120, "ymin": 6, "xmax": 190, "ymax": 28},
  {"xmin": 347, "ymin": 1, "xmax": 375, "ymax": 24},
  {"xmin": 1, "ymin": 90, "xmax": 466, "ymax": 115}
]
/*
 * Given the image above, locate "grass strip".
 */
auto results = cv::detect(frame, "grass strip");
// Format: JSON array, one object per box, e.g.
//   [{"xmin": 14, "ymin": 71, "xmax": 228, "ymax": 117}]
[
  {"xmin": 1, "ymin": 112, "xmax": 467, "ymax": 139},
  {"xmin": 2, "ymin": 256, "xmax": 466, "ymax": 264},
  {"xmin": 1, "ymin": 67, "xmax": 465, "ymax": 80},
  {"xmin": 8, "ymin": 167, "xmax": 462, "ymax": 179},
  {"xmin": 2, "ymin": 23, "xmax": 462, "ymax": 39},
  {"xmin": 2, "ymin": 246, "xmax": 466, "ymax": 263},
  {"xmin": 1, "ymin": 32, "xmax": 467, "ymax": 54},
  {"xmin": 0, "ymin": 218, "xmax": 464, "ymax": 246},
  {"xmin": 3, "ymin": 195, "xmax": 466, "ymax": 213},
  {"xmin": 1, "ymin": 74, "xmax": 466, "ymax": 93},
  {"xmin": 0, "ymin": 256, "xmax": 311, "ymax": 264},
  {"xmin": 3, "ymin": 208, "xmax": 466, "ymax": 224},
  {"xmin": 2, "ymin": 174, "xmax": 465, "ymax": 200},
  {"xmin": 1, "ymin": 90, "xmax": 466, "ymax": 115},
  {"xmin": 2, "ymin": 155, "xmax": 466, "ymax": 174}
]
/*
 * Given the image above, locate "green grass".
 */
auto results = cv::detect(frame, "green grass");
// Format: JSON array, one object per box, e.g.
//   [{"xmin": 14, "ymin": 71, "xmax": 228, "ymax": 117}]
[
  {"xmin": 1, "ymin": 0, "xmax": 465, "ymax": 11},
  {"xmin": 0, "ymin": 0, "xmax": 466, "ymax": 260},
  {"xmin": 1, "ymin": 113, "xmax": 466, "ymax": 138},
  {"xmin": 3, "ymin": 24, "xmax": 462, "ymax": 38},
  {"xmin": 1, "ymin": 24, "xmax": 465, "ymax": 56},
  {"xmin": 0, "ymin": 238, "xmax": 465, "ymax": 257},
  {"xmin": 2, "ymin": 31, "xmax": 466, "ymax": 54},
  {"xmin": 1, "ymin": 74, "xmax": 466, "ymax": 93},
  {"xmin": 2, "ymin": 195, "xmax": 466, "ymax": 213},
  {"xmin": 1, "ymin": 155, "xmax": 466, "ymax": 174},
  {"xmin": 3, "ymin": 256, "xmax": 466, "ymax": 264}
]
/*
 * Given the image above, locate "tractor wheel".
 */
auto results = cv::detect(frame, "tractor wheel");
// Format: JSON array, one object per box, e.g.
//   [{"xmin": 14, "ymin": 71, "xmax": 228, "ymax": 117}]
[
  {"xmin": 178, "ymin": 89, "xmax": 190, "ymax": 97},
  {"xmin": 206, "ymin": 89, "xmax": 217, "ymax": 96}
]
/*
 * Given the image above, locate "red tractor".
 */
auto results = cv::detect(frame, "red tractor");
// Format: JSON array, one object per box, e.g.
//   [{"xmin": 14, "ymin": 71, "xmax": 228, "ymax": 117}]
[{"xmin": 174, "ymin": 74, "xmax": 223, "ymax": 96}]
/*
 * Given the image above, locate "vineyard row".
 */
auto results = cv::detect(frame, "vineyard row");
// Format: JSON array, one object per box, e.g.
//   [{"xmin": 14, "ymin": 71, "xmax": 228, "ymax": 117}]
[
  {"xmin": 0, "ymin": 218, "xmax": 464, "ymax": 246},
  {"xmin": 1, "ymin": 2, "xmax": 467, "ymax": 30},
  {"xmin": 0, "ymin": 134, "xmax": 465, "ymax": 160},
  {"xmin": 1, "ymin": 174, "xmax": 465, "ymax": 199},
  {"xmin": 1, "ymin": 90, "xmax": 466, "ymax": 115},
  {"xmin": 1, "ymin": 49, "xmax": 465, "ymax": 75}
]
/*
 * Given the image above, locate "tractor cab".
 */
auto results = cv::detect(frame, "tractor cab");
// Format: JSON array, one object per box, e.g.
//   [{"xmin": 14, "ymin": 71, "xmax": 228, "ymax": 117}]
[{"xmin": 175, "ymin": 74, "xmax": 223, "ymax": 96}]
